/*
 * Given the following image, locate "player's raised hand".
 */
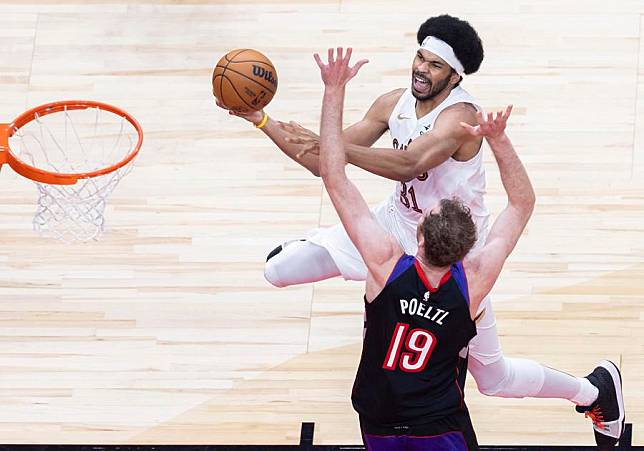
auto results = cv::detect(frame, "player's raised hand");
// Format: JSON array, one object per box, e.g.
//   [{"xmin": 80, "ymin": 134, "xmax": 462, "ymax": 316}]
[
  {"xmin": 314, "ymin": 47, "xmax": 368, "ymax": 89},
  {"xmin": 460, "ymin": 105, "xmax": 513, "ymax": 141}
]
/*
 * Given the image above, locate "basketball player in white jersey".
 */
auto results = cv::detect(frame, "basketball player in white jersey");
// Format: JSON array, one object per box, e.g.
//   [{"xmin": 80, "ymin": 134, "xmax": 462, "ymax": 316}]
[{"xmin": 216, "ymin": 15, "xmax": 625, "ymax": 447}]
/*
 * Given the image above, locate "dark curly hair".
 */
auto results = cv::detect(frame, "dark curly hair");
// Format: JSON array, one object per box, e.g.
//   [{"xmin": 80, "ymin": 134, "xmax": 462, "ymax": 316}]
[
  {"xmin": 421, "ymin": 198, "xmax": 477, "ymax": 267},
  {"xmin": 416, "ymin": 14, "xmax": 484, "ymax": 75}
]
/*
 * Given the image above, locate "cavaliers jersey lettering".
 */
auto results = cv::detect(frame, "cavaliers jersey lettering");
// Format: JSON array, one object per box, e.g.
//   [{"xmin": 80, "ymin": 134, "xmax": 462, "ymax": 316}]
[
  {"xmin": 387, "ymin": 87, "xmax": 490, "ymax": 245},
  {"xmin": 352, "ymin": 255, "xmax": 476, "ymax": 426}
]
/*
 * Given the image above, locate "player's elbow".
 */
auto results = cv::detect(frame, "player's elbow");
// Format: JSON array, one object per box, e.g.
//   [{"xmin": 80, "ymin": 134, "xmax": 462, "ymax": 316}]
[
  {"xmin": 396, "ymin": 160, "xmax": 420, "ymax": 182},
  {"xmin": 403, "ymin": 154, "xmax": 436, "ymax": 182},
  {"xmin": 400, "ymin": 168, "xmax": 417, "ymax": 182},
  {"xmin": 510, "ymin": 189, "xmax": 536, "ymax": 219},
  {"xmin": 527, "ymin": 193, "xmax": 536, "ymax": 214},
  {"xmin": 512, "ymin": 201, "xmax": 535, "ymax": 231},
  {"xmin": 523, "ymin": 190, "xmax": 536, "ymax": 217}
]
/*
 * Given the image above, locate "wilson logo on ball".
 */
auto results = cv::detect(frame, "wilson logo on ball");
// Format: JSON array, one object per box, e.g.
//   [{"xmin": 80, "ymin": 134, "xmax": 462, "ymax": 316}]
[{"xmin": 252, "ymin": 65, "xmax": 277, "ymax": 87}]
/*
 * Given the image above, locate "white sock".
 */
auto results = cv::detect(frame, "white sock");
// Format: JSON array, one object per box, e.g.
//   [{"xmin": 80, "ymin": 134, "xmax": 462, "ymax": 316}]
[
  {"xmin": 536, "ymin": 367, "xmax": 597, "ymax": 406},
  {"xmin": 570, "ymin": 377, "xmax": 599, "ymax": 406}
]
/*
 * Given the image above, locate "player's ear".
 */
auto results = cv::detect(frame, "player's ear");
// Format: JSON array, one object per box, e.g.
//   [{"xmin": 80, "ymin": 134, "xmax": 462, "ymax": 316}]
[
  {"xmin": 449, "ymin": 71, "xmax": 461, "ymax": 87},
  {"xmin": 416, "ymin": 215, "xmax": 428, "ymax": 258},
  {"xmin": 416, "ymin": 227, "xmax": 424, "ymax": 249}
]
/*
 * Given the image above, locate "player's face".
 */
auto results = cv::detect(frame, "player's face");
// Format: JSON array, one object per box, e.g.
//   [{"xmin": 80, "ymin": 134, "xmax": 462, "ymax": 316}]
[{"xmin": 411, "ymin": 49, "xmax": 455, "ymax": 101}]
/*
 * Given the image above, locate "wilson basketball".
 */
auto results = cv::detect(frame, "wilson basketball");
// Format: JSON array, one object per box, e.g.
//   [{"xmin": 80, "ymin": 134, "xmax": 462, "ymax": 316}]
[{"xmin": 212, "ymin": 49, "xmax": 278, "ymax": 113}]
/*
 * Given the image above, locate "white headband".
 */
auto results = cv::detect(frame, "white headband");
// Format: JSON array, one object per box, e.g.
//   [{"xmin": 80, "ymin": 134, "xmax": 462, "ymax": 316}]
[{"xmin": 420, "ymin": 36, "xmax": 465, "ymax": 76}]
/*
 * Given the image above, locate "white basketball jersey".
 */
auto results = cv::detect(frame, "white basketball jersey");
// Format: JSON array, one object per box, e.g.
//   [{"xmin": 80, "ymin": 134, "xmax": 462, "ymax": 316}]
[{"xmin": 387, "ymin": 86, "xmax": 490, "ymax": 243}]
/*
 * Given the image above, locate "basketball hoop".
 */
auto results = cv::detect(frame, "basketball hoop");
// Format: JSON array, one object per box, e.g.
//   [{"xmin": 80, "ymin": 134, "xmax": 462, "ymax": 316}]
[{"xmin": 0, "ymin": 100, "xmax": 143, "ymax": 242}]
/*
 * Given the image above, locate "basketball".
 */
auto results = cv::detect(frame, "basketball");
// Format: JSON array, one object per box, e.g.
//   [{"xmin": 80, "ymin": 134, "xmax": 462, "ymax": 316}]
[{"xmin": 212, "ymin": 49, "xmax": 278, "ymax": 113}]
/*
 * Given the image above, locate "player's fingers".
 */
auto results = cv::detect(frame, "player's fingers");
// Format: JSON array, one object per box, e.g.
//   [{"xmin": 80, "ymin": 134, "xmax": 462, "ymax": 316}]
[
  {"xmin": 475, "ymin": 111, "xmax": 485, "ymax": 125},
  {"xmin": 487, "ymin": 111, "xmax": 493, "ymax": 123},
  {"xmin": 328, "ymin": 48, "xmax": 334, "ymax": 65},
  {"xmin": 291, "ymin": 121, "xmax": 307, "ymax": 131},
  {"xmin": 226, "ymin": 107, "xmax": 243, "ymax": 116},
  {"xmin": 298, "ymin": 127, "xmax": 317, "ymax": 139},
  {"xmin": 217, "ymin": 101, "xmax": 234, "ymax": 113},
  {"xmin": 300, "ymin": 141, "xmax": 318, "ymax": 155},
  {"xmin": 313, "ymin": 53, "xmax": 324, "ymax": 70},
  {"xmin": 290, "ymin": 123, "xmax": 314, "ymax": 139},
  {"xmin": 296, "ymin": 148, "xmax": 310, "ymax": 159},
  {"xmin": 277, "ymin": 121, "xmax": 293, "ymax": 132},
  {"xmin": 459, "ymin": 121, "xmax": 478, "ymax": 135},
  {"xmin": 351, "ymin": 59, "xmax": 369, "ymax": 76},
  {"xmin": 345, "ymin": 47, "xmax": 352, "ymax": 64},
  {"xmin": 503, "ymin": 104, "xmax": 513, "ymax": 119},
  {"xmin": 337, "ymin": 47, "xmax": 343, "ymax": 63}
]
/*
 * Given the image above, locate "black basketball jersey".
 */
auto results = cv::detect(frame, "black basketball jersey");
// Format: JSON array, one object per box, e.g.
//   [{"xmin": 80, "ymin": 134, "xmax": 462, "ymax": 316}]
[{"xmin": 352, "ymin": 254, "xmax": 477, "ymax": 427}]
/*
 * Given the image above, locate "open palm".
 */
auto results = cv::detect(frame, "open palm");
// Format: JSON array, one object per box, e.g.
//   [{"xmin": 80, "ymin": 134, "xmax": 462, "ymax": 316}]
[
  {"xmin": 460, "ymin": 105, "xmax": 513, "ymax": 140},
  {"xmin": 314, "ymin": 47, "xmax": 368, "ymax": 88}
]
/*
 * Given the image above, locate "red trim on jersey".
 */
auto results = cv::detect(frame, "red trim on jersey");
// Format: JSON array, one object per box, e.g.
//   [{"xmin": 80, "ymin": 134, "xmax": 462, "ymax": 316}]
[{"xmin": 414, "ymin": 260, "xmax": 452, "ymax": 293}]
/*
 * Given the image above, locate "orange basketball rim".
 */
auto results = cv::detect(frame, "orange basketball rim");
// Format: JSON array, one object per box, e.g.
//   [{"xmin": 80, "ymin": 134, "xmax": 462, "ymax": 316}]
[{"xmin": 0, "ymin": 100, "xmax": 143, "ymax": 185}]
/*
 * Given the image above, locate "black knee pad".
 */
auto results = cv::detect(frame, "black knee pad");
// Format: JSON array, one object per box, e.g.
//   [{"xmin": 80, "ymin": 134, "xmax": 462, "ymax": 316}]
[
  {"xmin": 265, "ymin": 239, "xmax": 307, "ymax": 262},
  {"xmin": 266, "ymin": 245, "xmax": 283, "ymax": 262}
]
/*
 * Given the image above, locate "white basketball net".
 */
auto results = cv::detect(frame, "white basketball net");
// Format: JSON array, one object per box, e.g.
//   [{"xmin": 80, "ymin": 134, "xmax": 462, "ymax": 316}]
[{"xmin": 8, "ymin": 106, "xmax": 140, "ymax": 242}]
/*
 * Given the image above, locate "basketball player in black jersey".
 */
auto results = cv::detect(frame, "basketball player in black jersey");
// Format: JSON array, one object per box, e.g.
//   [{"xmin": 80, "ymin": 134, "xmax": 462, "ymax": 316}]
[{"xmin": 314, "ymin": 47, "xmax": 624, "ymax": 450}]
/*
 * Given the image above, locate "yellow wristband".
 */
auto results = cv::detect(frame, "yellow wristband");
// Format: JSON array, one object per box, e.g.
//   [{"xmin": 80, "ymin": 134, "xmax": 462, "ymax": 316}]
[{"xmin": 255, "ymin": 113, "xmax": 269, "ymax": 129}]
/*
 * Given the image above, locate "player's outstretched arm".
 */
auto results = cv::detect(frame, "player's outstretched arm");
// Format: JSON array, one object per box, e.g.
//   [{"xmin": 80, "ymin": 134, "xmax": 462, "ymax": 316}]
[
  {"xmin": 278, "ymin": 88, "xmax": 400, "ymax": 156},
  {"xmin": 290, "ymin": 101, "xmax": 479, "ymax": 183},
  {"xmin": 463, "ymin": 106, "xmax": 536, "ymax": 313},
  {"xmin": 216, "ymin": 82, "xmax": 393, "ymax": 178},
  {"xmin": 344, "ymin": 103, "xmax": 479, "ymax": 181},
  {"xmin": 316, "ymin": 47, "xmax": 403, "ymax": 299},
  {"xmin": 214, "ymin": 99, "xmax": 323, "ymax": 176},
  {"xmin": 257, "ymin": 90, "xmax": 393, "ymax": 176}
]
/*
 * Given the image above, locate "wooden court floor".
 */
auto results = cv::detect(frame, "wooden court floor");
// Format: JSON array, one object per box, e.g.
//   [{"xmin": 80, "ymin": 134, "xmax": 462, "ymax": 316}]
[{"xmin": 0, "ymin": 0, "xmax": 643, "ymax": 446}]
